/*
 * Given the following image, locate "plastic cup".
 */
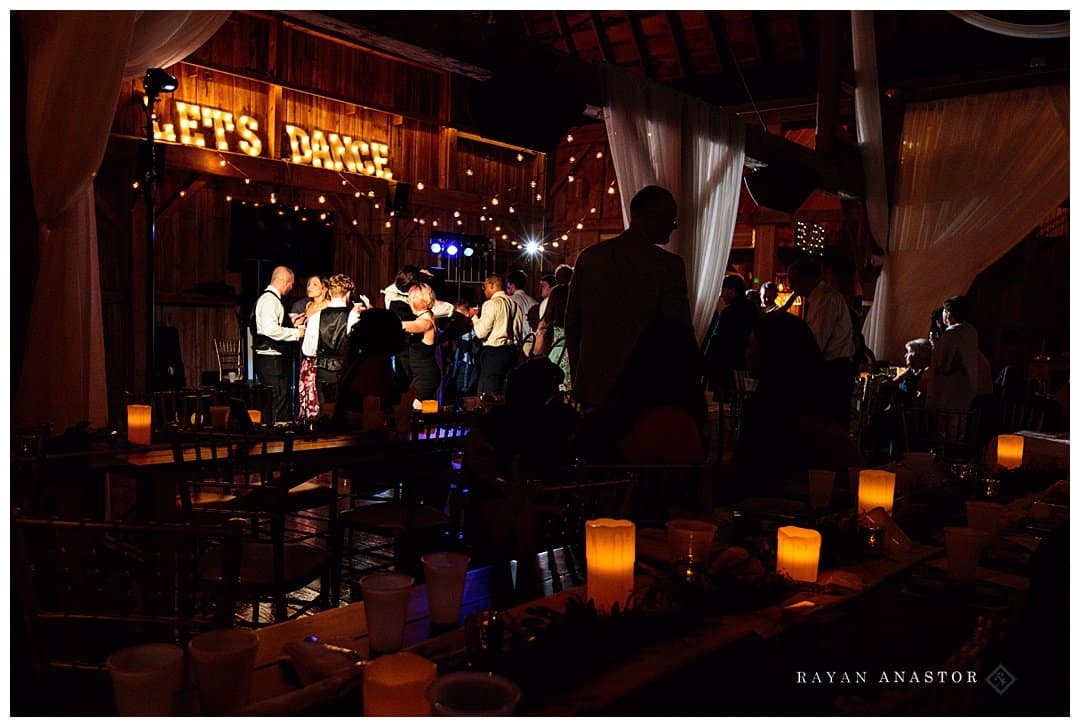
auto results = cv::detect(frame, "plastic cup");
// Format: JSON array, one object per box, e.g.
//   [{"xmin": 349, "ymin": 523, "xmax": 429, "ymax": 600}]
[
  {"xmin": 187, "ymin": 629, "xmax": 259, "ymax": 715},
  {"xmin": 106, "ymin": 642, "xmax": 185, "ymax": 716},
  {"xmin": 808, "ymin": 469, "xmax": 836, "ymax": 510},
  {"xmin": 966, "ymin": 501, "xmax": 1004, "ymax": 537},
  {"xmin": 943, "ymin": 526, "xmax": 988, "ymax": 581},
  {"xmin": 421, "ymin": 552, "xmax": 471, "ymax": 626},
  {"xmin": 666, "ymin": 519, "xmax": 718, "ymax": 575},
  {"xmin": 361, "ymin": 573, "xmax": 415, "ymax": 654},
  {"xmin": 427, "ymin": 672, "xmax": 521, "ymax": 716}
]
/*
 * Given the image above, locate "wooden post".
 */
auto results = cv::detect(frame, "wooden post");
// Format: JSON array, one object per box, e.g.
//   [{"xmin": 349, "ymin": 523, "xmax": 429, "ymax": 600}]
[{"xmin": 754, "ymin": 224, "xmax": 777, "ymax": 284}]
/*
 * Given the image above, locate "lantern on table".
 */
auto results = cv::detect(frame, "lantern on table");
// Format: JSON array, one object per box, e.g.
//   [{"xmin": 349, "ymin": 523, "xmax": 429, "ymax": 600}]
[
  {"xmin": 776, "ymin": 526, "xmax": 822, "ymax": 583},
  {"xmin": 585, "ymin": 518, "xmax": 635, "ymax": 615}
]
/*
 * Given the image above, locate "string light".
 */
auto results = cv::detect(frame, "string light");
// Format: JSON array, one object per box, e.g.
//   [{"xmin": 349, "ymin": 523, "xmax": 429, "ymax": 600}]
[
  {"xmin": 590, "ymin": 207, "xmax": 597, "ymax": 214},
  {"xmin": 244, "ymin": 178, "xmax": 251, "ymax": 185},
  {"xmin": 466, "ymin": 168, "xmax": 474, "ymax": 176},
  {"xmin": 569, "ymin": 156, "xmax": 576, "ymax": 164},
  {"xmin": 453, "ymin": 210, "xmax": 460, "ymax": 218},
  {"xmin": 353, "ymin": 219, "xmax": 358, "ymax": 226},
  {"xmin": 552, "ymin": 241, "xmax": 560, "ymax": 248},
  {"xmin": 317, "ymin": 195, "xmax": 326, "ymax": 204},
  {"xmin": 508, "ymin": 206, "xmax": 515, "ymax": 214},
  {"xmin": 568, "ymin": 175, "xmax": 575, "ymax": 183},
  {"xmin": 226, "ymin": 194, "xmax": 232, "ymax": 202},
  {"xmin": 219, "ymin": 159, "xmax": 227, "ymax": 167},
  {"xmin": 355, "ymin": 191, "xmax": 362, "ymax": 198},
  {"xmin": 596, "ymin": 151, "xmax": 603, "ymax": 159},
  {"xmin": 495, "ymin": 226, "xmax": 501, "ymax": 232},
  {"xmin": 536, "ymin": 194, "xmax": 542, "ymax": 201},
  {"xmin": 608, "ymin": 186, "xmax": 616, "ymax": 195},
  {"xmin": 561, "ymin": 234, "xmax": 569, "ymax": 240},
  {"xmin": 416, "ymin": 182, "xmax": 425, "ymax": 190},
  {"xmin": 385, "ymin": 220, "xmax": 392, "ymax": 228},
  {"xmin": 491, "ymin": 197, "xmax": 499, "ymax": 205},
  {"xmin": 516, "ymin": 153, "xmax": 524, "ymax": 162},
  {"xmin": 566, "ymin": 134, "xmax": 574, "ymax": 142},
  {"xmin": 576, "ymin": 222, "xmax": 583, "ymax": 230},
  {"xmin": 179, "ymin": 190, "xmax": 186, "ymax": 197},
  {"xmin": 132, "ymin": 181, "xmax": 140, "ymax": 189},
  {"xmin": 432, "ymin": 220, "xmax": 438, "ymax": 226}
]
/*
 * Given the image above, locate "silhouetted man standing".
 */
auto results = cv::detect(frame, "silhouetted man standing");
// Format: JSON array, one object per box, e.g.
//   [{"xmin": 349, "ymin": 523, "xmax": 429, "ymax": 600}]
[{"xmin": 565, "ymin": 185, "xmax": 692, "ymax": 409}]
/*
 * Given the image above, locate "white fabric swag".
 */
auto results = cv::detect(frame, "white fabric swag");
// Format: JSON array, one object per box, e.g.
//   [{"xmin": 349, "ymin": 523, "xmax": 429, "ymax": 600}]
[
  {"xmin": 862, "ymin": 85, "xmax": 1068, "ymax": 361},
  {"xmin": 602, "ymin": 66, "xmax": 746, "ymax": 344},
  {"xmin": 851, "ymin": 11, "xmax": 890, "ymax": 257},
  {"xmin": 16, "ymin": 11, "xmax": 229, "ymax": 430}
]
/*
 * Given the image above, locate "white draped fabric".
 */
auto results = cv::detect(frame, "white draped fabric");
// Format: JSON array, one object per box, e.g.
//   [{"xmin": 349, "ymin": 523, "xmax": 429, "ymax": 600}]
[
  {"xmin": 602, "ymin": 66, "xmax": 746, "ymax": 344},
  {"xmin": 851, "ymin": 11, "xmax": 889, "ymax": 254},
  {"xmin": 948, "ymin": 11, "xmax": 1069, "ymax": 40},
  {"xmin": 16, "ymin": 11, "xmax": 229, "ymax": 430},
  {"xmin": 862, "ymin": 85, "xmax": 1069, "ymax": 362}
]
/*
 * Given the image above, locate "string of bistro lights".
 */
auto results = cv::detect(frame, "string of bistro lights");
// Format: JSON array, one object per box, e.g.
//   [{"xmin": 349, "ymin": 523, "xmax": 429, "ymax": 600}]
[
  {"xmin": 131, "ymin": 132, "xmax": 619, "ymax": 254},
  {"xmin": 795, "ymin": 220, "xmax": 827, "ymax": 256}
]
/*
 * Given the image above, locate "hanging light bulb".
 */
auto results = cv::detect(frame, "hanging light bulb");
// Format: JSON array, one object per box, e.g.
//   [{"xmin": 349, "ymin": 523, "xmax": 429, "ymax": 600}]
[
  {"xmin": 530, "ymin": 180, "xmax": 537, "ymax": 188},
  {"xmin": 561, "ymin": 234, "xmax": 569, "ymax": 241},
  {"xmin": 516, "ymin": 153, "xmax": 524, "ymax": 162},
  {"xmin": 432, "ymin": 220, "xmax": 438, "ymax": 226},
  {"xmin": 608, "ymin": 186, "xmax": 616, "ymax": 195},
  {"xmin": 596, "ymin": 151, "xmax": 603, "ymax": 159},
  {"xmin": 552, "ymin": 241, "xmax": 560, "ymax": 248},
  {"xmin": 590, "ymin": 207, "xmax": 597, "ymax": 214},
  {"xmin": 453, "ymin": 210, "xmax": 460, "ymax": 218},
  {"xmin": 576, "ymin": 222, "xmax": 583, "ymax": 230},
  {"xmin": 132, "ymin": 181, "xmax": 140, "ymax": 189},
  {"xmin": 319, "ymin": 212, "xmax": 327, "ymax": 220},
  {"xmin": 566, "ymin": 134, "xmax": 574, "ymax": 142},
  {"xmin": 480, "ymin": 215, "xmax": 486, "ymax": 221},
  {"xmin": 179, "ymin": 190, "xmax": 186, "ymax": 197},
  {"xmin": 244, "ymin": 178, "xmax": 251, "ymax": 185},
  {"xmin": 495, "ymin": 226, "xmax": 501, "ymax": 232},
  {"xmin": 219, "ymin": 159, "xmax": 227, "ymax": 167},
  {"xmin": 568, "ymin": 175, "xmax": 575, "ymax": 183},
  {"xmin": 416, "ymin": 182, "xmax": 425, "ymax": 191},
  {"xmin": 536, "ymin": 194, "xmax": 542, "ymax": 201},
  {"xmin": 508, "ymin": 206, "xmax": 515, "ymax": 214},
  {"xmin": 225, "ymin": 194, "xmax": 232, "ymax": 202},
  {"xmin": 352, "ymin": 219, "xmax": 358, "ymax": 226},
  {"xmin": 491, "ymin": 197, "xmax": 499, "ymax": 205},
  {"xmin": 294, "ymin": 204, "xmax": 300, "ymax": 212},
  {"xmin": 385, "ymin": 220, "xmax": 392, "ymax": 228},
  {"xmin": 355, "ymin": 191, "xmax": 361, "ymax": 198},
  {"xmin": 466, "ymin": 168, "xmax": 474, "ymax": 176}
]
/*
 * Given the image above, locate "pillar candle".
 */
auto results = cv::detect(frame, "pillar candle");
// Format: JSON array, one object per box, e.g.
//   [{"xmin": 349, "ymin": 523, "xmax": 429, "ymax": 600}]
[
  {"xmin": 776, "ymin": 526, "xmax": 822, "ymax": 583},
  {"xmin": 362, "ymin": 652, "xmax": 436, "ymax": 716},
  {"xmin": 127, "ymin": 404, "xmax": 152, "ymax": 446},
  {"xmin": 247, "ymin": 410, "xmax": 262, "ymax": 424},
  {"xmin": 858, "ymin": 469, "xmax": 896, "ymax": 515},
  {"xmin": 585, "ymin": 518, "xmax": 635, "ymax": 615},
  {"xmin": 995, "ymin": 434, "xmax": 1024, "ymax": 470}
]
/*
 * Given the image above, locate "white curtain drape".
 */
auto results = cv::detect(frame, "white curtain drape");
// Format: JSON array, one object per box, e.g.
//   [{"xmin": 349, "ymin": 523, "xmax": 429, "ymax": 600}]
[
  {"xmin": 851, "ymin": 11, "xmax": 889, "ymax": 253},
  {"xmin": 862, "ymin": 85, "xmax": 1069, "ymax": 362},
  {"xmin": 16, "ymin": 11, "xmax": 229, "ymax": 431},
  {"xmin": 602, "ymin": 66, "xmax": 746, "ymax": 343},
  {"xmin": 948, "ymin": 11, "xmax": 1069, "ymax": 39}
]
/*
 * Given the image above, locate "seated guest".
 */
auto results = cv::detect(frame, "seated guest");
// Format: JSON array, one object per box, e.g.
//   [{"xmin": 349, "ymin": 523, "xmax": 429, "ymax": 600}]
[
  {"xmin": 735, "ymin": 312, "xmax": 863, "ymax": 498},
  {"xmin": 895, "ymin": 338, "xmax": 932, "ymax": 405}
]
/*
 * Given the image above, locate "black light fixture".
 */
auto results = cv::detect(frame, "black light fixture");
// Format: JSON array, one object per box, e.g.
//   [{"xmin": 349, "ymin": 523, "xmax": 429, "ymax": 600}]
[{"xmin": 143, "ymin": 67, "xmax": 178, "ymax": 100}]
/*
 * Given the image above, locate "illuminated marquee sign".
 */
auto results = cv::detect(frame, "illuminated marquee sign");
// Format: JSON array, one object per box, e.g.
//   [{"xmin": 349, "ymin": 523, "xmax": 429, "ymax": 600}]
[
  {"xmin": 150, "ymin": 99, "xmax": 393, "ymax": 179},
  {"xmin": 285, "ymin": 125, "xmax": 392, "ymax": 179}
]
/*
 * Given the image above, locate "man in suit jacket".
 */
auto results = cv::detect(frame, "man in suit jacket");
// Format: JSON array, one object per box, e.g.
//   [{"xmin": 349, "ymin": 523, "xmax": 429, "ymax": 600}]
[{"xmin": 565, "ymin": 185, "xmax": 692, "ymax": 409}]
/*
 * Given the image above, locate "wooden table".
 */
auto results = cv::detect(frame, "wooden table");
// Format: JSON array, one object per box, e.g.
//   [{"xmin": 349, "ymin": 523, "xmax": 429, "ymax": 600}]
[
  {"xmin": 42, "ymin": 429, "xmax": 467, "ymax": 520},
  {"xmin": 237, "ymin": 542, "xmax": 941, "ymax": 716}
]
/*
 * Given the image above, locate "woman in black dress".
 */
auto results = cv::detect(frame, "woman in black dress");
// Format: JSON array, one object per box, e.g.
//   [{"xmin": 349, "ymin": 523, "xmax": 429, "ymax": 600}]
[{"xmin": 401, "ymin": 283, "xmax": 441, "ymax": 401}]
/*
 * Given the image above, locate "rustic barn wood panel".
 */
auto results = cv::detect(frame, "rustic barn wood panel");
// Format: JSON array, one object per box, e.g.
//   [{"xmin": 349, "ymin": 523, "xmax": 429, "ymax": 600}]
[
  {"xmin": 279, "ymin": 23, "xmax": 445, "ymax": 121},
  {"xmin": 186, "ymin": 12, "xmax": 273, "ymax": 76}
]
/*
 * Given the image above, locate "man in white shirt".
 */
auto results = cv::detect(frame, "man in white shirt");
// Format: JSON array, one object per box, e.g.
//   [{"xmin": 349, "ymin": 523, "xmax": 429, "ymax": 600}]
[
  {"xmin": 506, "ymin": 269, "xmax": 538, "ymax": 353},
  {"xmin": 301, "ymin": 273, "xmax": 362, "ymax": 408},
  {"xmin": 469, "ymin": 273, "xmax": 525, "ymax": 396},
  {"xmin": 253, "ymin": 266, "xmax": 304, "ymax": 422},
  {"xmin": 788, "ymin": 258, "xmax": 855, "ymax": 427},
  {"xmin": 927, "ymin": 295, "xmax": 980, "ymax": 411}
]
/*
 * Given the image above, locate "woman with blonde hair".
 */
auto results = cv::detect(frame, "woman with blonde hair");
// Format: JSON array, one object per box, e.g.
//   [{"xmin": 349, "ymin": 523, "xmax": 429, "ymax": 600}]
[{"xmin": 401, "ymin": 282, "xmax": 441, "ymax": 401}]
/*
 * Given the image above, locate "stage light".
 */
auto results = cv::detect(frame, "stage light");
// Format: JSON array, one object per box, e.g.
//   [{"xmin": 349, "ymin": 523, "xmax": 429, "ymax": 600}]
[
  {"xmin": 430, "ymin": 241, "xmax": 443, "ymax": 254},
  {"xmin": 143, "ymin": 68, "xmax": 178, "ymax": 99},
  {"xmin": 463, "ymin": 245, "xmax": 475, "ymax": 257},
  {"xmin": 524, "ymin": 241, "xmax": 540, "ymax": 255},
  {"xmin": 445, "ymin": 244, "xmax": 459, "ymax": 257}
]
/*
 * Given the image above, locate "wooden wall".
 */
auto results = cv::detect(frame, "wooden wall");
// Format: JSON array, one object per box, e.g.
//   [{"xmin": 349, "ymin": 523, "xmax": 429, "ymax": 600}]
[{"xmin": 98, "ymin": 11, "xmax": 547, "ymax": 417}]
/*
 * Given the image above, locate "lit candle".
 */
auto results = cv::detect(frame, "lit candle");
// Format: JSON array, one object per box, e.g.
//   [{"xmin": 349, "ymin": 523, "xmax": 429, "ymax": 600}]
[
  {"xmin": 421, "ymin": 400, "xmax": 439, "ymax": 414},
  {"xmin": 776, "ymin": 526, "xmax": 822, "ymax": 583},
  {"xmin": 362, "ymin": 652, "xmax": 436, "ymax": 716},
  {"xmin": 585, "ymin": 518, "xmax": 635, "ymax": 615},
  {"xmin": 127, "ymin": 404, "xmax": 152, "ymax": 446},
  {"xmin": 247, "ymin": 409, "xmax": 262, "ymax": 424},
  {"xmin": 858, "ymin": 469, "xmax": 896, "ymax": 515},
  {"xmin": 995, "ymin": 434, "xmax": 1024, "ymax": 470}
]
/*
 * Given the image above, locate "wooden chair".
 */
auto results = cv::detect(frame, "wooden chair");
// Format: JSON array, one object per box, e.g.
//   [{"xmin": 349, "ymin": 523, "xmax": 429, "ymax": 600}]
[
  {"xmin": 578, "ymin": 463, "xmax": 711, "ymax": 526},
  {"xmin": 335, "ymin": 451, "xmax": 454, "ymax": 580},
  {"xmin": 171, "ymin": 430, "xmax": 338, "ymax": 625},
  {"xmin": 213, "ymin": 338, "xmax": 243, "ymax": 382},
  {"xmin": 901, "ymin": 408, "xmax": 982, "ymax": 463},
  {"xmin": 12, "ymin": 515, "xmax": 244, "ymax": 715}
]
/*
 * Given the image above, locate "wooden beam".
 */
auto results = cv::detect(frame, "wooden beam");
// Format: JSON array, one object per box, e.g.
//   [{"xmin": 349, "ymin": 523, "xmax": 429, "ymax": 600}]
[
  {"xmin": 625, "ymin": 12, "xmax": 655, "ymax": 79},
  {"xmin": 553, "ymin": 11, "xmax": 579, "ymax": 59},
  {"xmin": 749, "ymin": 11, "xmax": 773, "ymax": 67},
  {"xmin": 277, "ymin": 11, "xmax": 494, "ymax": 80},
  {"xmin": 590, "ymin": 12, "xmax": 616, "ymax": 65},
  {"xmin": 814, "ymin": 12, "xmax": 842, "ymax": 154},
  {"xmin": 705, "ymin": 12, "xmax": 729, "ymax": 75},
  {"xmin": 157, "ymin": 177, "xmax": 207, "ymax": 218},
  {"xmin": 666, "ymin": 11, "xmax": 694, "ymax": 79}
]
